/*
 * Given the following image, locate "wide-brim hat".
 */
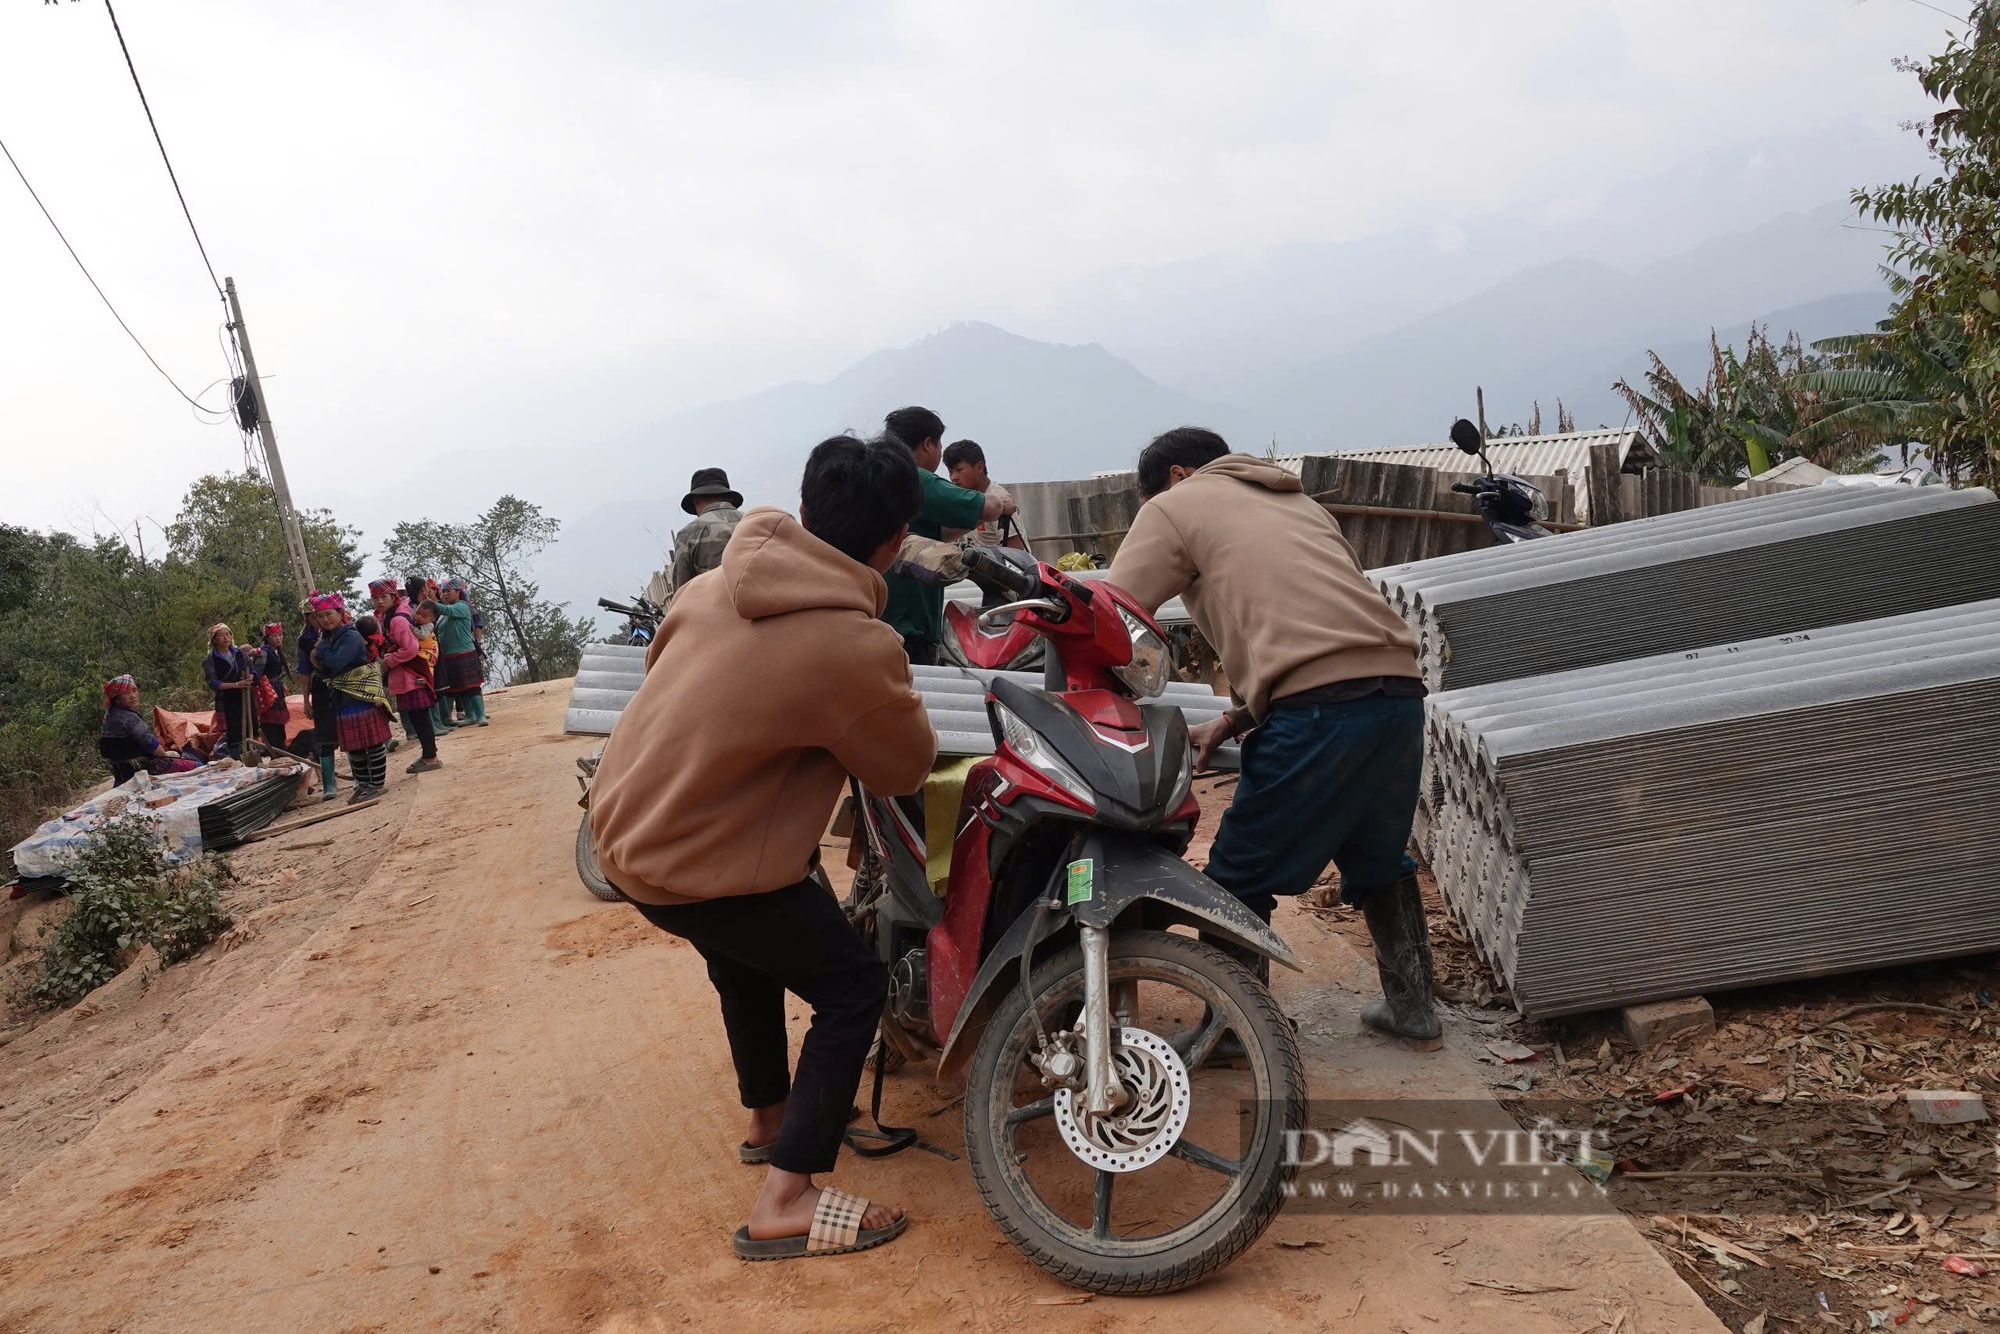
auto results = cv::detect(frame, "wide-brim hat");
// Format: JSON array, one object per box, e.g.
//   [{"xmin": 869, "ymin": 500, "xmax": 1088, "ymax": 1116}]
[{"xmin": 681, "ymin": 467, "xmax": 743, "ymax": 515}]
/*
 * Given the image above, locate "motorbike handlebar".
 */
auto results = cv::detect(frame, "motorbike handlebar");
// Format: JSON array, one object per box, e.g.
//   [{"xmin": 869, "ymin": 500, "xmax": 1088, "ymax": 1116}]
[
  {"xmin": 1449, "ymin": 481, "xmax": 1482, "ymax": 495},
  {"xmin": 598, "ymin": 597, "xmax": 658, "ymax": 623},
  {"xmin": 963, "ymin": 546, "xmax": 1040, "ymax": 601}
]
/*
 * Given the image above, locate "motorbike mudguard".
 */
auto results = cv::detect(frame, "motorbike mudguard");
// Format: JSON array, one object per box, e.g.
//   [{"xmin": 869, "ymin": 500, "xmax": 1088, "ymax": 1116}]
[
  {"xmin": 1066, "ymin": 831, "xmax": 1302, "ymax": 973},
  {"xmin": 933, "ymin": 833, "xmax": 1302, "ymax": 1082}
]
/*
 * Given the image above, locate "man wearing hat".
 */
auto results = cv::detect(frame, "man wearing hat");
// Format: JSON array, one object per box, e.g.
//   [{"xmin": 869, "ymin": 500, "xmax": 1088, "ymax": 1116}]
[{"xmin": 662, "ymin": 468, "xmax": 745, "ymax": 601}]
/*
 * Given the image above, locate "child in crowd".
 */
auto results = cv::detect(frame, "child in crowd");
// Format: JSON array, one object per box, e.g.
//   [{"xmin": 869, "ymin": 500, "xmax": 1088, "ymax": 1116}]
[
  {"xmin": 414, "ymin": 602, "xmax": 443, "ymax": 683},
  {"xmin": 356, "ymin": 615, "xmax": 386, "ymax": 662},
  {"xmin": 413, "ymin": 601, "xmax": 454, "ymax": 734}
]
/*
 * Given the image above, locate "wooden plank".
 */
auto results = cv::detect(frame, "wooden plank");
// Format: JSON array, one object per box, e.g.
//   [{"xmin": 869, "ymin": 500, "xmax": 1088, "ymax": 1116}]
[
  {"xmin": 241, "ymin": 798, "xmax": 383, "ymax": 844},
  {"xmin": 1585, "ymin": 442, "xmax": 1625, "ymax": 525}
]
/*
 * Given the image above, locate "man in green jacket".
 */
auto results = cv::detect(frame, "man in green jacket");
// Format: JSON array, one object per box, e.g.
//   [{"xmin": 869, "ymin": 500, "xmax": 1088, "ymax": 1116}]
[{"xmin": 880, "ymin": 407, "xmax": 1017, "ymax": 664}]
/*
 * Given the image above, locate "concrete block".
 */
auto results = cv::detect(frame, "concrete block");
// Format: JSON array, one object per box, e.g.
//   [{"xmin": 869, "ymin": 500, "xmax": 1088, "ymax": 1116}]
[
  {"xmin": 1908, "ymin": 1089, "xmax": 1988, "ymax": 1124},
  {"xmin": 1621, "ymin": 996, "xmax": 1714, "ymax": 1049}
]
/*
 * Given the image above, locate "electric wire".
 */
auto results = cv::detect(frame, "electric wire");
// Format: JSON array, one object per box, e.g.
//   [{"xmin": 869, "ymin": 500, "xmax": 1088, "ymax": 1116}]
[
  {"xmin": 102, "ymin": 0, "xmax": 223, "ymax": 297},
  {"xmin": 0, "ymin": 134, "xmax": 226, "ymax": 417}
]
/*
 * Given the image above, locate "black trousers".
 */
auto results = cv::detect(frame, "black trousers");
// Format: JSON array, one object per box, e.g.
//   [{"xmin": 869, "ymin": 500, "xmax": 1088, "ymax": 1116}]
[
  {"xmin": 901, "ymin": 635, "xmax": 937, "ymax": 666},
  {"xmin": 399, "ymin": 706, "xmax": 438, "ymax": 760},
  {"xmin": 216, "ymin": 694, "xmax": 248, "ymax": 756},
  {"xmin": 631, "ymin": 876, "xmax": 887, "ymax": 1176}
]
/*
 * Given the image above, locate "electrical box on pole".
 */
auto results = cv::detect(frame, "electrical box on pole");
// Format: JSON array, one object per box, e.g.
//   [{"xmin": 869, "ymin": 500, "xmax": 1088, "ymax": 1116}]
[{"xmin": 223, "ymin": 277, "xmax": 317, "ymax": 599}]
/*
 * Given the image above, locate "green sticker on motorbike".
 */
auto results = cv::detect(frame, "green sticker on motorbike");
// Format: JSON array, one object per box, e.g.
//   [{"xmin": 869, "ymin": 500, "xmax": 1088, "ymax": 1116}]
[{"xmin": 1066, "ymin": 858, "xmax": 1093, "ymax": 905}]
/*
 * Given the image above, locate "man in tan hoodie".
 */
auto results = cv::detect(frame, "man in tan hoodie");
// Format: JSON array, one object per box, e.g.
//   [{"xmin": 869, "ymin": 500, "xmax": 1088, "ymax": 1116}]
[
  {"xmin": 1104, "ymin": 427, "xmax": 1439, "ymax": 1043},
  {"xmin": 591, "ymin": 435, "xmax": 937, "ymax": 1257}
]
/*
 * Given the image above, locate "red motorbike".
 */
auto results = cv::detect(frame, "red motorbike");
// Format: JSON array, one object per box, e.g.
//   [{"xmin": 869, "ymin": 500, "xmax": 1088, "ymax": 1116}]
[{"xmin": 848, "ymin": 546, "xmax": 1306, "ymax": 1295}]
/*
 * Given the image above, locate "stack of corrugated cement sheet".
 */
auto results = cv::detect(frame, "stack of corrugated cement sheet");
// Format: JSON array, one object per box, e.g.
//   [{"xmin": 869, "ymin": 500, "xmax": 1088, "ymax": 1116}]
[
  {"xmin": 564, "ymin": 642, "xmax": 649, "ymax": 735},
  {"xmin": 909, "ymin": 664, "xmax": 1233, "ymax": 764},
  {"xmin": 1371, "ymin": 484, "xmax": 2000, "ymax": 691},
  {"xmin": 562, "ymin": 652, "xmax": 1236, "ymax": 765},
  {"xmin": 1424, "ymin": 598, "xmax": 2000, "ymax": 1018}
]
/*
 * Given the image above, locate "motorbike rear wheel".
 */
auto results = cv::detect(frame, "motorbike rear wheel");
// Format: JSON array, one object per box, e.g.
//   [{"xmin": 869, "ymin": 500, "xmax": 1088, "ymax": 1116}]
[
  {"xmin": 962, "ymin": 929, "xmax": 1305, "ymax": 1295},
  {"xmin": 574, "ymin": 811, "xmax": 623, "ymax": 903}
]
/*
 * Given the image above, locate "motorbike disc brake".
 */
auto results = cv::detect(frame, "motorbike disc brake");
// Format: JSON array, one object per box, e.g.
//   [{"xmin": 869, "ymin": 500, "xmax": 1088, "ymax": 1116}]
[{"xmin": 1052, "ymin": 1027, "xmax": 1191, "ymax": 1174}]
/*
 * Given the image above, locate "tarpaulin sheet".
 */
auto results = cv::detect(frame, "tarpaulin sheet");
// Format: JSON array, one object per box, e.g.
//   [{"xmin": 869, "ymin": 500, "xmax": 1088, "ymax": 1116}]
[
  {"xmin": 8, "ymin": 760, "xmax": 309, "ymax": 879},
  {"xmin": 153, "ymin": 696, "xmax": 311, "ymax": 754}
]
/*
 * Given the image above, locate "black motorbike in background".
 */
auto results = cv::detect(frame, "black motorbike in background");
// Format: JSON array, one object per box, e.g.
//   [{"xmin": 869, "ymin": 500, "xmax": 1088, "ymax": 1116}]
[
  {"xmin": 597, "ymin": 595, "xmax": 663, "ymax": 647},
  {"xmin": 1447, "ymin": 418, "xmax": 1553, "ymax": 545}
]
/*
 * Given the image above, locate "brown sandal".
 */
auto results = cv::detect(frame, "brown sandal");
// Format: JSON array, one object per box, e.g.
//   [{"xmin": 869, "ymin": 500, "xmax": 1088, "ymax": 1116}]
[{"xmin": 731, "ymin": 1187, "xmax": 906, "ymax": 1260}]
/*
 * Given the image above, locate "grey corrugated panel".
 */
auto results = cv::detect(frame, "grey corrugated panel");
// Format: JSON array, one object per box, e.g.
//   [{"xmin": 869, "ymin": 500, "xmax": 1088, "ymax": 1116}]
[
  {"xmin": 1430, "ymin": 599, "xmax": 2000, "ymax": 720},
  {"xmin": 1422, "ymin": 601, "xmax": 2000, "ymax": 1017},
  {"xmin": 564, "ymin": 708, "xmax": 625, "ymax": 735},
  {"xmin": 574, "ymin": 669, "xmax": 646, "ymax": 690},
  {"xmin": 1393, "ymin": 486, "xmax": 1970, "ymax": 607},
  {"xmin": 567, "ymin": 687, "xmax": 639, "ymax": 712},
  {"xmin": 586, "ymin": 643, "xmax": 649, "ymax": 659},
  {"xmin": 1371, "ymin": 483, "xmax": 1911, "ymax": 599},
  {"xmin": 1380, "ymin": 489, "xmax": 2000, "ymax": 691}
]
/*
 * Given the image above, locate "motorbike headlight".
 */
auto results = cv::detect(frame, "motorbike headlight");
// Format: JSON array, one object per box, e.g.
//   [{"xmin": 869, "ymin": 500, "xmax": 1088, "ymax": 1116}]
[
  {"xmin": 1110, "ymin": 606, "xmax": 1172, "ymax": 700},
  {"xmin": 992, "ymin": 702, "xmax": 1097, "ymax": 811}
]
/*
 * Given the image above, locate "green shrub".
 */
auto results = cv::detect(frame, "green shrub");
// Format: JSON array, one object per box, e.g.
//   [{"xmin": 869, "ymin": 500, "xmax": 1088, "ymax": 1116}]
[{"xmin": 28, "ymin": 809, "xmax": 234, "ymax": 1009}]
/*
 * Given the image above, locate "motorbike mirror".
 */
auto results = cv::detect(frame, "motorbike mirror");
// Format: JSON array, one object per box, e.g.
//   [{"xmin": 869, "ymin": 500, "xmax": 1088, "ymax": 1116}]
[{"xmin": 1449, "ymin": 418, "xmax": 1483, "ymax": 456}]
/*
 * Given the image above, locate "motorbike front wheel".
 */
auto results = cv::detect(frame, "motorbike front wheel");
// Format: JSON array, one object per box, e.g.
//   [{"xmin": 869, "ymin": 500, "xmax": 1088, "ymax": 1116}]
[{"xmin": 963, "ymin": 929, "xmax": 1305, "ymax": 1295}]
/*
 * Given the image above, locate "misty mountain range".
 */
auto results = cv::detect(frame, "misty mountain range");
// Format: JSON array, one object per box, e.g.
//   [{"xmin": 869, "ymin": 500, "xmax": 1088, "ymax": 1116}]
[{"xmin": 367, "ymin": 126, "xmax": 1909, "ymax": 630}]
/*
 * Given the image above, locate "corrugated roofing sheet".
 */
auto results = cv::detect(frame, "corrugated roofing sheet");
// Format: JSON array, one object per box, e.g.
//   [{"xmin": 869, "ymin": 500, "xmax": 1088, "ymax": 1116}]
[
  {"xmin": 560, "ymin": 650, "xmax": 1234, "ymax": 767},
  {"xmin": 1370, "ymin": 483, "xmax": 2000, "ymax": 691},
  {"xmin": 1424, "ymin": 597, "xmax": 2000, "ymax": 1017}
]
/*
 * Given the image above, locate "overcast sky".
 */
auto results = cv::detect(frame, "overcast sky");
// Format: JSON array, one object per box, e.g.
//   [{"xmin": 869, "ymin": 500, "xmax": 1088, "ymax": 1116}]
[{"xmin": 0, "ymin": 0, "xmax": 1957, "ymax": 542}]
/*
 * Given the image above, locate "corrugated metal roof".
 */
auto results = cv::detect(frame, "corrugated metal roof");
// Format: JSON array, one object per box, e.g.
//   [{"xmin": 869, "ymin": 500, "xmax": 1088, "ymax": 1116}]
[
  {"xmin": 1739, "ymin": 454, "xmax": 1834, "ymax": 488},
  {"xmin": 1301, "ymin": 427, "xmax": 1650, "ymax": 483}
]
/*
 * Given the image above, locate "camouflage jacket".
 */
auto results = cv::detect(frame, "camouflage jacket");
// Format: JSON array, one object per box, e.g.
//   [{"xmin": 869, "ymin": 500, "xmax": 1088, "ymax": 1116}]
[{"xmin": 667, "ymin": 504, "xmax": 743, "ymax": 596}]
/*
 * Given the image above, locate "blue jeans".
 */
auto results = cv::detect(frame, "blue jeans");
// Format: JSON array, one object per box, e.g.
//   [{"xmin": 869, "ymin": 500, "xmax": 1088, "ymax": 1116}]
[{"xmin": 1203, "ymin": 693, "xmax": 1425, "ymax": 920}]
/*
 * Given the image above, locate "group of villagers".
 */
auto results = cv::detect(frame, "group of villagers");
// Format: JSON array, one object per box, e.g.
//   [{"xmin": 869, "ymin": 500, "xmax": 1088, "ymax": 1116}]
[{"xmin": 97, "ymin": 576, "xmax": 488, "ymax": 807}]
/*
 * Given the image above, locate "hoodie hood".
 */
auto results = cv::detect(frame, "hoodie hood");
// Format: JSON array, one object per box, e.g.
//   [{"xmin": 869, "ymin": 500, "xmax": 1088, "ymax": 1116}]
[
  {"xmin": 1195, "ymin": 453, "xmax": 1305, "ymax": 493},
  {"xmin": 723, "ymin": 507, "xmax": 887, "ymax": 621}
]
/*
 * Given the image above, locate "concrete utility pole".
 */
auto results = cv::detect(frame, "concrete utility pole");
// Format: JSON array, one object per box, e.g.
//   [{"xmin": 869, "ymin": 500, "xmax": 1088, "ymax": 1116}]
[{"xmin": 224, "ymin": 277, "xmax": 317, "ymax": 598}]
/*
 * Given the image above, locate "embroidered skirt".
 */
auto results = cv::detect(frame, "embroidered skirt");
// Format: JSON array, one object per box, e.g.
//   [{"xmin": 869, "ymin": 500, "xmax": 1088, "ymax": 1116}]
[
  {"xmin": 395, "ymin": 683, "xmax": 437, "ymax": 713},
  {"xmin": 437, "ymin": 649, "xmax": 484, "ymax": 693},
  {"xmin": 334, "ymin": 703, "xmax": 392, "ymax": 752}
]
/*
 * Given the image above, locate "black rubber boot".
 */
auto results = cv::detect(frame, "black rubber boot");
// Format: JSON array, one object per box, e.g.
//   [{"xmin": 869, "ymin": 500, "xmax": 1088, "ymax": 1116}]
[{"xmin": 1357, "ymin": 874, "xmax": 1442, "ymax": 1041}]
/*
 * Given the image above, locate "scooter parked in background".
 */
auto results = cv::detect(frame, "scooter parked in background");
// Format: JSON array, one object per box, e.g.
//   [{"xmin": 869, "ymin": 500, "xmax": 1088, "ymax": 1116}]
[
  {"xmin": 1448, "ymin": 417, "xmax": 1553, "ymax": 545},
  {"xmin": 596, "ymin": 595, "xmax": 663, "ymax": 648}
]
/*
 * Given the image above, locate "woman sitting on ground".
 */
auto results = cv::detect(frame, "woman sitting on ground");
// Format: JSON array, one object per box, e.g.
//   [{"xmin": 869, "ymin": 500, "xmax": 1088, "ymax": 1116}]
[{"xmin": 97, "ymin": 675, "xmax": 201, "ymax": 786}]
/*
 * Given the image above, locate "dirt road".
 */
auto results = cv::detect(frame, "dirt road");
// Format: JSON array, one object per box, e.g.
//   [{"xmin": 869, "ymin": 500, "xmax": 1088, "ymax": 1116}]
[{"xmin": 0, "ymin": 685, "xmax": 1725, "ymax": 1333}]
